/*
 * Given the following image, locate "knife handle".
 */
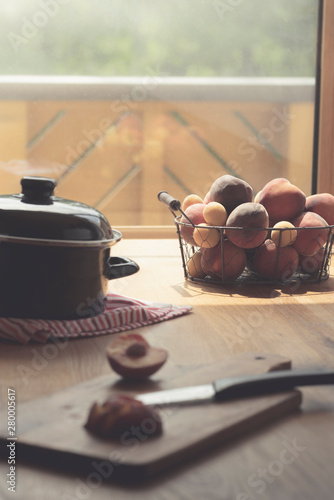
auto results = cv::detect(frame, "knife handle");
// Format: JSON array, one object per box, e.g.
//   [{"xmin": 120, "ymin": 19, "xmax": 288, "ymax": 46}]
[{"xmin": 213, "ymin": 369, "xmax": 334, "ymax": 401}]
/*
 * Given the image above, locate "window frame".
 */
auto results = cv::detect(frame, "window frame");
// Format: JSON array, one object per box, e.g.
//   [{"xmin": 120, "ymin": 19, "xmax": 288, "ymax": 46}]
[{"xmin": 316, "ymin": 0, "xmax": 334, "ymax": 194}]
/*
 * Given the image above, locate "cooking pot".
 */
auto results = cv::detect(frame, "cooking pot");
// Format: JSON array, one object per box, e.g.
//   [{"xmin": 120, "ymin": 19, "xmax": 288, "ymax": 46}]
[{"xmin": 0, "ymin": 176, "xmax": 139, "ymax": 320}]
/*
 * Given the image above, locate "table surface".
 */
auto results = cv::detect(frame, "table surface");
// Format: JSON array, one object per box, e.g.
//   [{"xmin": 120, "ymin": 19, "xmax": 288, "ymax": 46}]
[{"xmin": 1, "ymin": 239, "xmax": 334, "ymax": 500}]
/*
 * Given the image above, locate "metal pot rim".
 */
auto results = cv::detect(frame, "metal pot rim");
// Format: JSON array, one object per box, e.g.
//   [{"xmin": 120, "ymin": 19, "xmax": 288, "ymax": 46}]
[{"xmin": 0, "ymin": 229, "xmax": 122, "ymax": 248}]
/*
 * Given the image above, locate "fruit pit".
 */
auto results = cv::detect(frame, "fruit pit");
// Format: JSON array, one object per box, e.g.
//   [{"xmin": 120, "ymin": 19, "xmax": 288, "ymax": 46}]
[{"xmin": 126, "ymin": 342, "xmax": 147, "ymax": 358}]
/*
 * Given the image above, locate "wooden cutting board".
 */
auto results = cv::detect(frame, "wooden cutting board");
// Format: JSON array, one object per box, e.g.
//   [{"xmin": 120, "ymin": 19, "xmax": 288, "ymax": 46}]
[{"xmin": 0, "ymin": 352, "xmax": 302, "ymax": 483}]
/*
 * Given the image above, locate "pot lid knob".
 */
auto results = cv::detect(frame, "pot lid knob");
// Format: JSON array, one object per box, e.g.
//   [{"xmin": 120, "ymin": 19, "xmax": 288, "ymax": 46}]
[{"xmin": 21, "ymin": 176, "xmax": 56, "ymax": 204}]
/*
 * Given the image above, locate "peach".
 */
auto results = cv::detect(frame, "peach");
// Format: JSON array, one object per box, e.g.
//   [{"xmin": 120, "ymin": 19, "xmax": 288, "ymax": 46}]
[
  {"xmin": 106, "ymin": 333, "xmax": 168, "ymax": 380},
  {"xmin": 263, "ymin": 177, "xmax": 290, "ymax": 187},
  {"xmin": 186, "ymin": 251, "xmax": 206, "ymax": 278},
  {"xmin": 270, "ymin": 221, "xmax": 297, "ymax": 247},
  {"xmin": 180, "ymin": 203, "xmax": 206, "ymax": 245},
  {"xmin": 258, "ymin": 178, "xmax": 306, "ymax": 222},
  {"xmin": 253, "ymin": 190, "xmax": 262, "ymax": 203},
  {"xmin": 201, "ymin": 240, "xmax": 247, "ymax": 281},
  {"xmin": 203, "ymin": 191, "xmax": 210, "ymax": 204},
  {"xmin": 203, "ymin": 202, "xmax": 227, "ymax": 226},
  {"xmin": 225, "ymin": 202, "xmax": 269, "ymax": 249},
  {"xmin": 205, "ymin": 175, "xmax": 253, "ymax": 215},
  {"xmin": 299, "ymin": 247, "xmax": 326, "ymax": 275},
  {"xmin": 85, "ymin": 394, "xmax": 163, "ymax": 439},
  {"xmin": 253, "ymin": 239, "xmax": 299, "ymax": 281},
  {"xmin": 305, "ymin": 193, "xmax": 334, "ymax": 225},
  {"xmin": 182, "ymin": 194, "xmax": 204, "ymax": 212},
  {"xmin": 292, "ymin": 211, "xmax": 329, "ymax": 256},
  {"xmin": 193, "ymin": 223, "xmax": 220, "ymax": 248}
]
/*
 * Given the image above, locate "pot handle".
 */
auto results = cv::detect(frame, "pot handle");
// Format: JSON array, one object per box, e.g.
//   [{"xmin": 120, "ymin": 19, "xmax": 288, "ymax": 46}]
[{"xmin": 105, "ymin": 256, "xmax": 140, "ymax": 280}]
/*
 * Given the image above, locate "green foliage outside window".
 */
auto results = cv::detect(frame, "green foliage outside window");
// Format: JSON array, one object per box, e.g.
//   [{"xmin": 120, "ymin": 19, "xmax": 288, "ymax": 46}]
[{"xmin": 0, "ymin": 0, "xmax": 318, "ymax": 77}]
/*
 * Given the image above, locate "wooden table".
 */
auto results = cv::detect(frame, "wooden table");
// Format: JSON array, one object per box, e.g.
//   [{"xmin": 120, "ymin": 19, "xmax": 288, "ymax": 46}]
[{"xmin": 1, "ymin": 239, "xmax": 334, "ymax": 500}]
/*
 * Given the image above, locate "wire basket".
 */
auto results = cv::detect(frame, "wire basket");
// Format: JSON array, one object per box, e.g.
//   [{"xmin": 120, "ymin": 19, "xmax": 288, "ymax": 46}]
[{"xmin": 158, "ymin": 191, "xmax": 334, "ymax": 286}]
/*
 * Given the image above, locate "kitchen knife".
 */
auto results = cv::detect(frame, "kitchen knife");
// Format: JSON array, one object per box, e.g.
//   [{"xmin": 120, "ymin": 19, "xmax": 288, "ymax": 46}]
[{"xmin": 135, "ymin": 368, "xmax": 334, "ymax": 407}]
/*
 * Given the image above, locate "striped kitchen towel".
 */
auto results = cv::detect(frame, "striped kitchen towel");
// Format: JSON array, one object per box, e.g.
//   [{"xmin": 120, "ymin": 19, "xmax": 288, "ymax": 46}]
[{"xmin": 0, "ymin": 293, "xmax": 192, "ymax": 344}]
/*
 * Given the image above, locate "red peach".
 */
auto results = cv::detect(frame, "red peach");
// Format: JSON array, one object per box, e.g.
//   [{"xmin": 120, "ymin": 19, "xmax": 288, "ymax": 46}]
[
  {"xmin": 258, "ymin": 178, "xmax": 306, "ymax": 222},
  {"xmin": 225, "ymin": 202, "xmax": 269, "ymax": 249},
  {"xmin": 201, "ymin": 240, "xmax": 247, "ymax": 281},
  {"xmin": 205, "ymin": 175, "xmax": 253, "ymax": 214},
  {"xmin": 261, "ymin": 178, "xmax": 290, "ymax": 188},
  {"xmin": 253, "ymin": 239, "xmax": 299, "ymax": 281},
  {"xmin": 299, "ymin": 247, "xmax": 326, "ymax": 275},
  {"xmin": 292, "ymin": 211, "xmax": 329, "ymax": 256},
  {"xmin": 203, "ymin": 191, "xmax": 211, "ymax": 204},
  {"xmin": 180, "ymin": 203, "xmax": 206, "ymax": 245},
  {"xmin": 305, "ymin": 193, "xmax": 334, "ymax": 225}
]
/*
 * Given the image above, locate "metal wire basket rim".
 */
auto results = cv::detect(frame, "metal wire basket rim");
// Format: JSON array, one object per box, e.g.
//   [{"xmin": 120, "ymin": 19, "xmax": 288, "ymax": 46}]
[
  {"xmin": 170, "ymin": 215, "xmax": 333, "ymax": 286},
  {"xmin": 175, "ymin": 215, "xmax": 334, "ymax": 232}
]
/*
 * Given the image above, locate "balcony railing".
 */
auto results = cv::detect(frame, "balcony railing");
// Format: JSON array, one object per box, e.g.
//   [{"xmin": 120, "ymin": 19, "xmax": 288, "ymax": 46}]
[
  {"xmin": 0, "ymin": 75, "xmax": 315, "ymax": 101},
  {"xmin": 0, "ymin": 76, "xmax": 316, "ymax": 236}
]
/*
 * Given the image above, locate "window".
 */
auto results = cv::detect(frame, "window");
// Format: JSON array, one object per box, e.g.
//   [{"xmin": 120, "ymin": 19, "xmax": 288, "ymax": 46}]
[{"xmin": 0, "ymin": 0, "xmax": 326, "ymax": 236}]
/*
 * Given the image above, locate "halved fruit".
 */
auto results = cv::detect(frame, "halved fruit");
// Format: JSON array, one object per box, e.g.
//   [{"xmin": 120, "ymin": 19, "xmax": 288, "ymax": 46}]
[
  {"xmin": 84, "ymin": 394, "xmax": 163, "ymax": 439},
  {"xmin": 106, "ymin": 333, "xmax": 168, "ymax": 380}
]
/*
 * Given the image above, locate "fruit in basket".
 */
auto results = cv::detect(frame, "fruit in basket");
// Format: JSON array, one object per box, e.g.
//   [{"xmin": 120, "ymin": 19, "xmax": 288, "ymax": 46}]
[
  {"xmin": 258, "ymin": 178, "xmax": 306, "ymax": 222},
  {"xmin": 204, "ymin": 174, "xmax": 253, "ymax": 215},
  {"xmin": 253, "ymin": 190, "xmax": 262, "ymax": 203},
  {"xmin": 305, "ymin": 193, "xmax": 334, "ymax": 225},
  {"xmin": 85, "ymin": 394, "xmax": 163, "ymax": 439},
  {"xmin": 299, "ymin": 247, "xmax": 326, "ymax": 274},
  {"xmin": 203, "ymin": 202, "xmax": 227, "ymax": 226},
  {"xmin": 193, "ymin": 223, "xmax": 220, "ymax": 248},
  {"xmin": 106, "ymin": 333, "xmax": 168, "ymax": 380},
  {"xmin": 291, "ymin": 212, "xmax": 329, "ymax": 256},
  {"xmin": 201, "ymin": 240, "xmax": 247, "ymax": 281},
  {"xmin": 270, "ymin": 221, "xmax": 297, "ymax": 247},
  {"xmin": 180, "ymin": 203, "xmax": 206, "ymax": 245},
  {"xmin": 253, "ymin": 239, "xmax": 299, "ymax": 281},
  {"xmin": 186, "ymin": 251, "xmax": 206, "ymax": 278},
  {"xmin": 225, "ymin": 202, "xmax": 269, "ymax": 249},
  {"xmin": 164, "ymin": 175, "xmax": 332, "ymax": 285},
  {"xmin": 182, "ymin": 194, "xmax": 204, "ymax": 212}
]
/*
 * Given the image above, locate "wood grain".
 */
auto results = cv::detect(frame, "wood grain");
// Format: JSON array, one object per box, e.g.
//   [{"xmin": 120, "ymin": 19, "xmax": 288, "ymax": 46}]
[
  {"xmin": 0, "ymin": 239, "xmax": 333, "ymax": 499},
  {"xmin": 0, "ymin": 353, "xmax": 301, "ymax": 483}
]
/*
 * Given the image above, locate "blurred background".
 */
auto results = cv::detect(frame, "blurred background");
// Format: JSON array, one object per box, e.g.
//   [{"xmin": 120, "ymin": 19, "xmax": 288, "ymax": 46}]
[{"xmin": 0, "ymin": 0, "xmax": 319, "ymax": 230}]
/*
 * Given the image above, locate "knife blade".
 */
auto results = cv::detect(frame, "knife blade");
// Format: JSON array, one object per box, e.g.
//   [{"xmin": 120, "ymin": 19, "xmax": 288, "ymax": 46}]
[{"xmin": 135, "ymin": 368, "xmax": 334, "ymax": 407}]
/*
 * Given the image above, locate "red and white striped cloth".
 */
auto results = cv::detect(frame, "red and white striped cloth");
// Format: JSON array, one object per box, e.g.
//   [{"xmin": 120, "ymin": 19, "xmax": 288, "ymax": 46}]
[{"xmin": 0, "ymin": 294, "xmax": 192, "ymax": 344}]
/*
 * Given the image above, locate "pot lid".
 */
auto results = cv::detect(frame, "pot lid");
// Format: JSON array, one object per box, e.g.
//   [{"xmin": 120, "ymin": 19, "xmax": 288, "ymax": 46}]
[{"xmin": 0, "ymin": 176, "xmax": 115, "ymax": 244}]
